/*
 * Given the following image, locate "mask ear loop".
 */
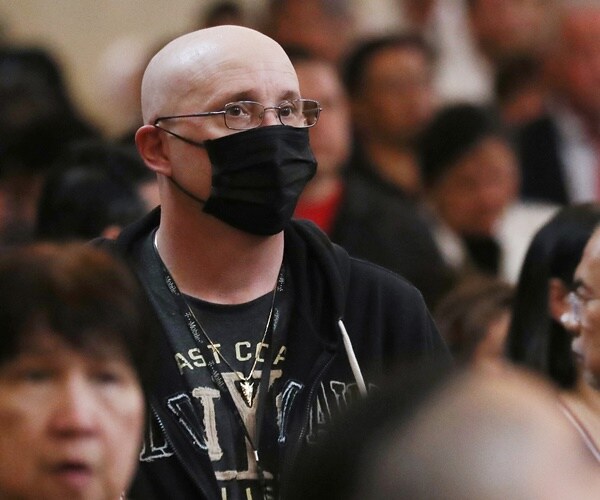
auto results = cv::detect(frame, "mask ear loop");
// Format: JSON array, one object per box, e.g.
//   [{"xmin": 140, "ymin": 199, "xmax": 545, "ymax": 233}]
[
  {"xmin": 154, "ymin": 125, "xmax": 211, "ymax": 207},
  {"xmin": 153, "ymin": 124, "xmax": 207, "ymax": 148},
  {"xmin": 167, "ymin": 176, "xmax": 209, "ymax": 207}
]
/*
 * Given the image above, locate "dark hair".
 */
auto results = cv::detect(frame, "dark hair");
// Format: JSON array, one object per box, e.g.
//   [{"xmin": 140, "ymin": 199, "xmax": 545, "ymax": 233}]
[
  {"xmin": 35, "ymin": 140, "xmax": 148, "ymax": 240},
  {"xmin": 66, "ymin": 139, "xmax": 154, "ymax": 186},
  {"xmin": 507, "ymin": 203, "xmax": 600, "ymax": 388},
  {"xmin": 0, "ymin": 115, "xmax": 99, "ymax": 178},
  {"xmin": 341, "ymin": 33, "xmax": 434, "ymax": 97},
  {"xmin": 283, "ymin": 45, "xmax": 324, "ymax": 65},
  {"xmin": 0, "ymin": 46, "xmax": 72, "ymax": 117},
  {"xmin": 201, "ymin": 0, "xmax": 245, "ymax": 28},
  {"xmin": 434, "ymin": 275, "xmax": 513, "ymax": 364},
  {"xmin": 417, "ymin": 103, "xmax": 508, "ymax": 187},
  {"xmin": 0, "ymin": 46, "xmax": 99, "ymax": 143},
  {"xmin": 0, "ymin": 242, "xmax": 157, "ymax": 393},
  {"xmin": 269, "ymin": 0, "xmax": 352, "ymax": 21},
  {"xmin": 494, "ymin": 56, "xmax": 542, "ymax": 104}
]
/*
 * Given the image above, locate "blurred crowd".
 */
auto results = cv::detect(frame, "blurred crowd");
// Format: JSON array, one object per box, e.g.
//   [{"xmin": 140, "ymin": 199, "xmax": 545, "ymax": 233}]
[
  {"xmin": 2, "ymin": 0, "xmax": 596, "ymax": 290},
  {"xmin": 2, "ymin": 0, "xmax": 600, "ymax": 497}
]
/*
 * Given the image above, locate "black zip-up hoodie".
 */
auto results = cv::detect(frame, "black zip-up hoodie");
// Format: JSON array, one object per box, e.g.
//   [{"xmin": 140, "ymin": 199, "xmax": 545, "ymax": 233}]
[{"xmin": 95, "ymin": 207, "xmax": 450, "ymax": 499}]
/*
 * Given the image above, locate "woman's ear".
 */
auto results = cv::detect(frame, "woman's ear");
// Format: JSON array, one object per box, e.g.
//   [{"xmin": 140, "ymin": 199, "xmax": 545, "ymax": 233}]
[
  {"xmin": 135, "ymin": 124, "xmax": 172, "ymax": 176},
  {"xmin": 548, "ymin": 278, "xmax": 569, "ymax": 323}
]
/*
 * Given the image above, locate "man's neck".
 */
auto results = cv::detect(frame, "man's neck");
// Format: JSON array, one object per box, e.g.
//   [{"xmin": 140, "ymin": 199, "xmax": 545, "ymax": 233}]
[{"xmin": 156, "ymin": 200, "xmax": 284, "ymax": 305}]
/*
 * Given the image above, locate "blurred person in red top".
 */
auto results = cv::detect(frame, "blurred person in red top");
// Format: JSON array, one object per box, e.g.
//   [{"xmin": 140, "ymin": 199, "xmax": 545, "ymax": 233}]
[
  {"xmin": 290, "ymin": 45, "xmax": 454, "ymax": 308},
  {"xmin": 343, "ymin": 34, "xmax": 437, "ymax": 197},
  {"xmin": 289, "ymin": 48, "xmax": 351, "ymax": 235}
]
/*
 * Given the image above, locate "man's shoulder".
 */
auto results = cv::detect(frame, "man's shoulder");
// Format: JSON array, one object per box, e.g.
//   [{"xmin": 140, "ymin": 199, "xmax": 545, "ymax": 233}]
[
  {"xmin": 343, "ymin": 168, "xmax": 414, "ymax": 210},
  {"xmin": 343, "ymin": 255, "xmax": 449, "ymax": 361},
  {"xmin": 347, "ymin": 255, "xmax": 424, "ymax": 301},
  {"xmin": 289, "ymin": 218, "xmax": 429, "ymax": 307}
]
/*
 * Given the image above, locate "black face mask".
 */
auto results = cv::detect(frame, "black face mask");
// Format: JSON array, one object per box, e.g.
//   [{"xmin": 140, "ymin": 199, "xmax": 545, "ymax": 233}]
[{"xmin": 170, "ymin": 126, "xmax": 317, "ymax": 236}]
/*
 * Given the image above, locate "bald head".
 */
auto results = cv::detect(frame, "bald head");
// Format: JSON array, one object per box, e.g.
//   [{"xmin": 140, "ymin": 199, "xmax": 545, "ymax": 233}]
[{"xmin": 140, "ymin": 25, "xmax": 298, "ymax": 124}]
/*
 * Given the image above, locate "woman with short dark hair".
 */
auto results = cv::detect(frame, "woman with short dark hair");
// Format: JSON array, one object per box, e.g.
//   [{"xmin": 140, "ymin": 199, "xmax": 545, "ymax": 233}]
[{"xmin": 0, "ymin": 242, "xmax": 158, "ymax": 499}]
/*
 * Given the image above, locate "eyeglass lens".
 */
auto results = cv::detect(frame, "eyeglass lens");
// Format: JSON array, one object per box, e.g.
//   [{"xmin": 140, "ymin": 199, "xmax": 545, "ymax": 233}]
[
  {"xmin": 223, "ymin": 100, "xmax": 319, "ymax": 130},
  {"xmin": 568, "ymin": 291, "xmax": 582, "ymax": 325}
]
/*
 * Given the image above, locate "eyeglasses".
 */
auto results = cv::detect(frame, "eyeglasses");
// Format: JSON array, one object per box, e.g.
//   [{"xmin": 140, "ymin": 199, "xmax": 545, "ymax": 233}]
[
  {"xmin": 563, "ymin": 288, "xmax": 600, "ymax": 329},
  {"xmin": 563, "ymin": 291, "xmax": 583, "ymax": 329},
  {"xmin": 153, "ymin": 99, "xmax": 321, "ymax": 130}
]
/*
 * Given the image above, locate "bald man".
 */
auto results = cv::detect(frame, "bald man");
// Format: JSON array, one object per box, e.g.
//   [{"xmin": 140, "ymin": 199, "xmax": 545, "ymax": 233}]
[{"xmin": 95, "ymin": 26, "xmax": 449, "ymax": 499}]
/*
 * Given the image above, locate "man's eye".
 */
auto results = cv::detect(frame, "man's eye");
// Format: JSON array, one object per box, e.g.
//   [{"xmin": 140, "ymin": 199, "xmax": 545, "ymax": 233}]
[
  {"xmin": 279, "ymin": 105, "xmax": 294, "ymax": 117},
  {"xmin": 227, "ymin": 106, "xmax": 242, "ymax": 117},
  {"xmin": 226, "ymin": 105, "xmax": 250, "ymax": 117}
]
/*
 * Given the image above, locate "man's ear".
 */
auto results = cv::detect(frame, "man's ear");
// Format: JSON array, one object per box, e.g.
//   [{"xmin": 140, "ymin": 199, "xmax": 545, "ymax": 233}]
[{"xmin": 135, "ymin": 125, "xmax": 172, "ymax": 176}]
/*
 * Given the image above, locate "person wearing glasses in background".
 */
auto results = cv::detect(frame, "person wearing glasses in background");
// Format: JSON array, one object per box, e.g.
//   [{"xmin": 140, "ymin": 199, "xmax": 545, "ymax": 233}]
[
  {"xmin": 95, "ymin": 25, "xmax": 449, "ymax": 500},
  {"xmin": 570, "ymin": 238, "xmax": 600, "ymax": 390},
  {"xmin": 562, "ymin": 224, "xmax": 600, "ymax": 461}
]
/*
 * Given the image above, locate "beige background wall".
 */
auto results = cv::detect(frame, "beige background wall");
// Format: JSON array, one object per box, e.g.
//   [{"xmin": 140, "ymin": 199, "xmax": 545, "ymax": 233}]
[{"xmin": 0, "ymin": 0, "xmax": 398, "ymax": 137}]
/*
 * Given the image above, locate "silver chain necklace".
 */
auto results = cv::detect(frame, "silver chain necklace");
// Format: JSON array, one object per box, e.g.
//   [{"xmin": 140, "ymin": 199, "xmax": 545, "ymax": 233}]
[
  {"xmin": 184, "ymin": 287, "xmax": 276, "ymax": 407},
  {"xmin": 154, "ymin": 232, "xmax": 277, "ymax": 408}
]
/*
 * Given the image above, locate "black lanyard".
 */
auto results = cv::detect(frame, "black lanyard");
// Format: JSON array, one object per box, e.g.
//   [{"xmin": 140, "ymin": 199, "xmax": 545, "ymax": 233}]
[{"xmin": 152, "ymin": 232, "xmax": 282, "ymax": 498}]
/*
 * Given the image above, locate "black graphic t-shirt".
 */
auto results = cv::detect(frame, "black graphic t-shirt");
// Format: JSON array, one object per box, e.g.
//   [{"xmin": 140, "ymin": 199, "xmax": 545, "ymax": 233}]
[
  {"xmin": 132, "ymin": 224, "xmax": 401, "ymax": 500},
  {"xmin": 166, "ymin": 262, "xmax": 291, "ymax": 500}
]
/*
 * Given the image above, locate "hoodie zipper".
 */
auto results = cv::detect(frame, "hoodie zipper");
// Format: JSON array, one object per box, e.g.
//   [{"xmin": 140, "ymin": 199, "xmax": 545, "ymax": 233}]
[
  {"xmin": 149, "ymin": 405, "xmax": 217, "ymax": 499},
  {"xmin": 280, "ymin": 353, "xmax": 336, "ymax": 498}
]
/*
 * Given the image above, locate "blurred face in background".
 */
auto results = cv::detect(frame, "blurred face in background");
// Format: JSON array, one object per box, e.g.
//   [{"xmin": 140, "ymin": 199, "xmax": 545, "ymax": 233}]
[
  {"xmin": 354, "ymin": 45, "xmax": 436, "ymax": 147},
  {"xmin": 0, "ymin": 329, "xmax": 145, "ymax": 500},
  {"xmin": 469, "ymin": 0, "xmax": 556, "ymax": 61},
  {"xmin": 551, "ymin": 7, "xmax": 600, "ymax": 121},
  {"xmin": 294, "ymin": 59, "xmax": 351, "ymax": 180},
  {"xmin": 268, "ymin": 0, "xmax": 354, "ymax": 64},
  {"xmin": 429, "ymin": 136, "xmax": 519, "ymax": 236},
  {"xmin": 572, "ymin": 230, "xmax": 600, "ymax": 388}
]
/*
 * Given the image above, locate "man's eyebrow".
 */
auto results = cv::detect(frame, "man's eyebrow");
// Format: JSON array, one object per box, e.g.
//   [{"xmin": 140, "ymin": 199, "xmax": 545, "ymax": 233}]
[
  {"xmin": 221, "ymin": 91, "xmax": 254, "ymax": 103},
  {"xmin": 216, "ymin": 90, "xmax": 301, "ymax": 105},
  {"xmin": 280, "ymin": 90, "xmax": 301, "ymax": 101}
]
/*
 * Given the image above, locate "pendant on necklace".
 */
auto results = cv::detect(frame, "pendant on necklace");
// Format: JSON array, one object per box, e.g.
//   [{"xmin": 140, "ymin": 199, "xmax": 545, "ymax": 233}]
[{"xmin": 239, "ymin": 380, "xmax": 255, "ymax": 408}]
